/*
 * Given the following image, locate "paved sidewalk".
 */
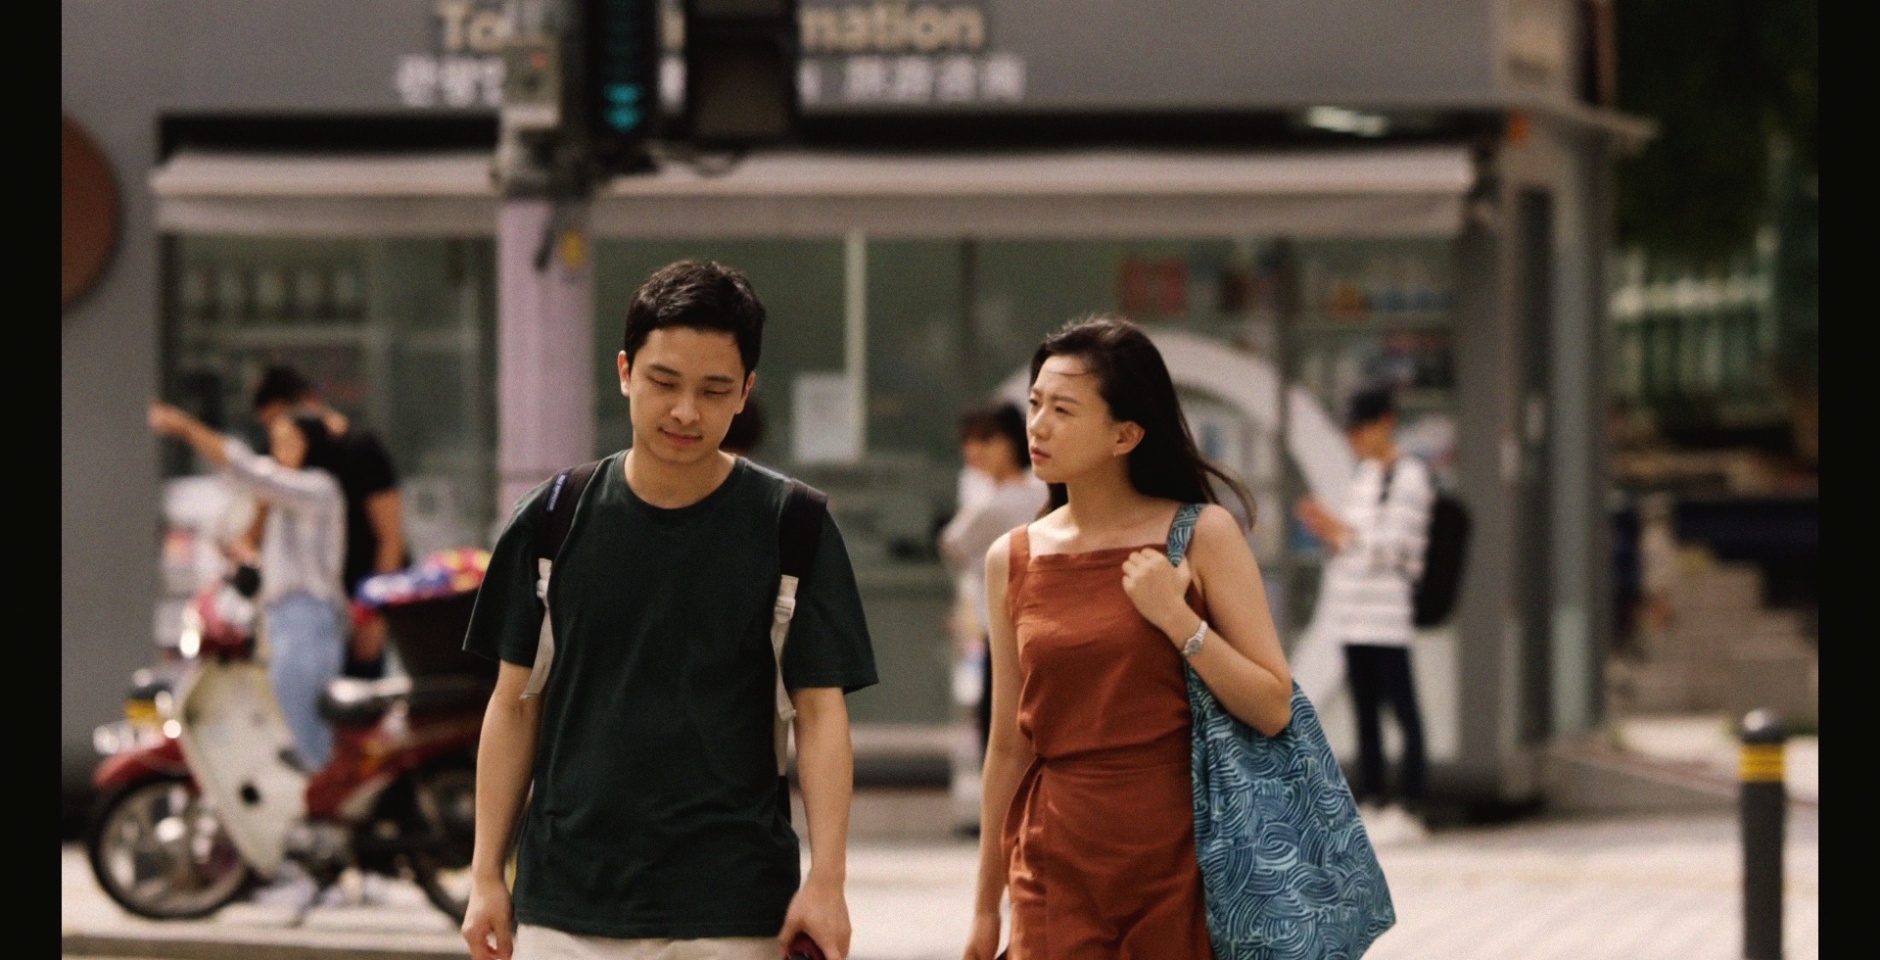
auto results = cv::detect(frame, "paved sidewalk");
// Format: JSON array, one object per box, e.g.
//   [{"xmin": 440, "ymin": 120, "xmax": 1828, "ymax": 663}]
[
  {"xmin": 64, "ymin": 804, "xmax": 1817, "ymax": 960},
  {"xmin": 828, "ymin": 809, "xmax": 1820, "ymax": 960},
  {"xmin": 1363, "ymin": 809, "xmax": 1817, "ymax": 960}
]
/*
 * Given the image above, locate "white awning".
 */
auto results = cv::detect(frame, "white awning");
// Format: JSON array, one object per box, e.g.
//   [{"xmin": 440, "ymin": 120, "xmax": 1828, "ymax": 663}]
[
  {"xmin": 152, "ymin": 145, "xmax": 1476, "ymax": 238},
  {"xmin": 150, "ymin": 151, "xmax": 500, "ymax": 236}
]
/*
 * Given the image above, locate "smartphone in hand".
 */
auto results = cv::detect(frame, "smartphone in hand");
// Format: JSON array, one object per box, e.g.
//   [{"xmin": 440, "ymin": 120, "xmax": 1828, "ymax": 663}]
[{"xmin": 785, "ymin": 934, "xmax": 825, "ymax": 960}]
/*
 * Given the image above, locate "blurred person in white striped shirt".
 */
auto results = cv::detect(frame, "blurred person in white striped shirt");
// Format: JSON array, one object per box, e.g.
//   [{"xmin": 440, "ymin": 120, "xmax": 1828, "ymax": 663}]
[{"xmin": 1296, "ymin": 386, "xmax": 1434, "ymax": 842}]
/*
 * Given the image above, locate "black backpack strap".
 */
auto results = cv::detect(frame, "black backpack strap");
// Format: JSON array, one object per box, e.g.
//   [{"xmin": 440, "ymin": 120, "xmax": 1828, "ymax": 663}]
[
  {"xmin": 520, "ymin": 458, "xmax": 604, "ymax": 700},
  {"xmin": 534, "ymin": 459, "xmax": 605, "ymax": 565},
  {"xmin": 778, "ymin": 479, "xmax": 829, "ymax": 580},
  {"xmin": 770, "ymin": 479, "xmax": 829, "ymax": 775}
]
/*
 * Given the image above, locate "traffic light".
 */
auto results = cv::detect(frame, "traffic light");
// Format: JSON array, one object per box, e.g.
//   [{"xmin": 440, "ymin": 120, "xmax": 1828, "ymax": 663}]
[
  {"xmin": 683, "ymin": 0, "xmax": 798, "ymax": 146},
  {"xmin": 580, "ymin": 0, "xmax": 662, "ymax": 172}
]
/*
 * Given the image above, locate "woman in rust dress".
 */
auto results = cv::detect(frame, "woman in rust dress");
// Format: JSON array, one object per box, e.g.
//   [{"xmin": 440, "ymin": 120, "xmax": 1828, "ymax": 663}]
[{"xmin": 962, "ymin": 317, "xmax": 1296, "ymax": 960}]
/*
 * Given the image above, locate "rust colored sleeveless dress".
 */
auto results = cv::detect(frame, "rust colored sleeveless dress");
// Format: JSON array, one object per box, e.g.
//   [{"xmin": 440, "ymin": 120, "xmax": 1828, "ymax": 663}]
[{"xmin": 1001, "ymin": 526, "xmax": 1213, "ymax": 960}]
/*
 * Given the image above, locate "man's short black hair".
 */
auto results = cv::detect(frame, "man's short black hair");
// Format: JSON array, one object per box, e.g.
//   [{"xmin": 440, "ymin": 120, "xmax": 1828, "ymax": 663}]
[
  {"xmin": 1345, "ymin": 385, "xmax": 1397, "ymax": 430},
  {"xmin": 958, "ymin": 401, "xmax": 1031, "ymax": 469},
  {"xmin": 252, "ymin": 365, "xmax": 316, "ymax": 412},
  {"xmin": 623, "ymin": 260, "xmax": 766, "ymax": 374}
]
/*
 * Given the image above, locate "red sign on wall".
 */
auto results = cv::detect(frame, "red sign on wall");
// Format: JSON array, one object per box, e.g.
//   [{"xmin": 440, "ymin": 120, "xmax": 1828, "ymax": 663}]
[
  {"xmin": 63, "ymin": 116, "xmax": 120, "ymax": 311},
  {"xmin": 1118, "ymin": 257, "xmax": 1187, "ymax": 317}
]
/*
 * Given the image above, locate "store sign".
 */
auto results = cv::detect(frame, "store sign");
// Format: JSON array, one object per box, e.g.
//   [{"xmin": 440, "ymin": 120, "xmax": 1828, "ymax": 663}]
[
  {"xmin": 799, "ymin": 1, "xmax": 987, "ymax": 53},
  {"xmin": 394, "ymin": 0, "xmax": 508, "ymax": 109},
  {"xmin": 393, "ymin": 0, "xmax": 1020, "ymax": 111},
  {"xmin": 797, "ymin": 1, "xmax": 1023, "ymax": 108}
]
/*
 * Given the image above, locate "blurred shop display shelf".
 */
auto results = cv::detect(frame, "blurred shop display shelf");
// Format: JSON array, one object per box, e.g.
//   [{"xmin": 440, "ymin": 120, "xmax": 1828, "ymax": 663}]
[
  {"xmin": 854, "ymin": 563, "xmax": 953, "ymax": 594},
  {"xmin": 179, "ymin": 324, "xmax": 386, "ymax": 349},
  {"xmin": 1292, "ymin": 312, "xmax": 1453, "ymax": 332},
  {"xmin": 180, "ymin": 324, "xmax": 475, "ymax": 356},
  {"xmin": 1297, "ymin": 386, "xmax": 1452, "ymax": 413}
]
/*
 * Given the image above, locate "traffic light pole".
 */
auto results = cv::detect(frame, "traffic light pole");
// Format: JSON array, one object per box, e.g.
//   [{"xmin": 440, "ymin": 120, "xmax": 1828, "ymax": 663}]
[
  {"xmin": 495, "ymin": 195, "xmax": 594, "ymax": 513},
  {"xmin": 494, "ymin": 0, "xmax": 597, "ymax": 513}
]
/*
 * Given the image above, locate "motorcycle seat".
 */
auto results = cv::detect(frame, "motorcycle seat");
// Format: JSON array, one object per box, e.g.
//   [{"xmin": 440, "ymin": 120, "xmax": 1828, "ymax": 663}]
[
  {"xmin": 320, "ymin": 674, "xmax": 492, "ymax": 726},
  {"xmin": 404, "ymin": 674, "xmax": 494, "ymax": 715}
]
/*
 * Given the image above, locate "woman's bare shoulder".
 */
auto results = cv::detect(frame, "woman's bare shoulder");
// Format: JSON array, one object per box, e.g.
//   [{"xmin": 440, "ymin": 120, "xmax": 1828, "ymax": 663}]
[
  {"xmin": 1190, "ymin": 503, "xmax": 1256, "ymax": 574},
  {"xmin": 985, "ymin": 528, "xmax": 1016, "ymax": 576},
  {"xmin": 1194, "ymin": 502, "xmax": 1245, "ymax": 540}
]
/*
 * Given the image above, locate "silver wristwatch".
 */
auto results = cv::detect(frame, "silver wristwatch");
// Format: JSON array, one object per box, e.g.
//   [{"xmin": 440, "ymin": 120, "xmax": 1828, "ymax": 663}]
[{"xmin": 1181, "ymin": 621, "xmax": 1208, "ymax": 658}]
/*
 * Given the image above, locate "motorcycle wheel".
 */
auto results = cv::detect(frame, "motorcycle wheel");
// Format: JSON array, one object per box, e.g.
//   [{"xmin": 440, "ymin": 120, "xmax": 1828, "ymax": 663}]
[
  {"xmin": 406, "ymin": 764, "xmax": 476, "ymax": 924},
  {"xmin": 86, "ymin": 774, "xmax": 254, "ymax": 919}
]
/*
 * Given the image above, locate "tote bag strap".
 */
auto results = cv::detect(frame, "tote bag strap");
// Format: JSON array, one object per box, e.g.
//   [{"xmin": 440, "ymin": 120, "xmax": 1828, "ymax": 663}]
[{"xmin": 1166, "ymin": 503, "xmax": 1204, "ymax": 566}]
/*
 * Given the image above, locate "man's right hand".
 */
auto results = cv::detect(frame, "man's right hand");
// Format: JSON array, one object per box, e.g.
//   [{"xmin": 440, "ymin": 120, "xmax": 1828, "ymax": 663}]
[
  {"xmin": 1294, "ymin": 497, "xmax": 1349, "ymax": 552},
  {"xmin": 462, "ymin": 874, "xmax": 516, "ymax": 960},
  {"xmin": 961, "ymin": 910, "xmax": 1002, "ymax": 960}
]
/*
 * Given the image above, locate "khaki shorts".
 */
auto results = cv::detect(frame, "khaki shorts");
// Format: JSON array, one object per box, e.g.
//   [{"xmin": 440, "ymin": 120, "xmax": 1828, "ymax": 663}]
[{"xmin": 514, "ymin": 924, "xmax": 778, "ymax": 960}]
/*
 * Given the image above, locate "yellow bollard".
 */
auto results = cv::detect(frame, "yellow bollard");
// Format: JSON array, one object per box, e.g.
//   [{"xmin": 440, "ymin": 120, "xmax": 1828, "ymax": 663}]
[{"xmin": 1739, "ymin": 708, "xmax": 1786, "ymax": 960}]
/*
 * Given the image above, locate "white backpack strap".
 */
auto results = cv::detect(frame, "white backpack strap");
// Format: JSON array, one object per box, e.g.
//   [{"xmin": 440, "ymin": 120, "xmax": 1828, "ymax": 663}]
[
  {"xmin": 770, "ymin": 574, "xmax": 801, "ymax": 775},
  {"xmin": 521, "ymin": 558, "xmax": 556, "ymax": 700},
  {"xmin": 770, "ymin": 480, "xmax": 828, "ymax": 777}
]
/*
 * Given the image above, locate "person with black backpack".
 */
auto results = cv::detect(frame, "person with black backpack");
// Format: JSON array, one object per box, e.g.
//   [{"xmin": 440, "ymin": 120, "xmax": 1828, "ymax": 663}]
[
  {"xmin": 1295, "ymin": 386, "xmax": 1443, "ymax": 844},
  {"xmin": 459, "ymin": 261, "xmax": 878, "ymax": 960}
]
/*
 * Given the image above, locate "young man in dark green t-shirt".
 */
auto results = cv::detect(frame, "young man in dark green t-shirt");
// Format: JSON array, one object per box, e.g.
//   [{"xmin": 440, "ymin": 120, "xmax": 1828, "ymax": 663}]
[{"xmin": 461, "ymin": 261, "xmax": 877, "ymax": 960}]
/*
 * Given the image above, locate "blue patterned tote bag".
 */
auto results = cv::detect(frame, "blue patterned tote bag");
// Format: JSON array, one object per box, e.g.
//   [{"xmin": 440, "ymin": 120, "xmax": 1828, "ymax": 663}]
[{"xmin": 1167, "ymin": 504, "xmax": 1395, "ymax": 960}]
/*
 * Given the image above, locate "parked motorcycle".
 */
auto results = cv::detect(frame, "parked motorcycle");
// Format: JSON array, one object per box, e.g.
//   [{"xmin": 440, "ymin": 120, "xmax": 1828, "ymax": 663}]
[{"xmin": 85, "ymin": 550, "xmax": 494, "ymax": 924}]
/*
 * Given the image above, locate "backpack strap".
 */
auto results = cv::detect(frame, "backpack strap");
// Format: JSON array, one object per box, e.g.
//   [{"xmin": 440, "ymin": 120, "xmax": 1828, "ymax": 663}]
[
  {"xmin": 771, "ymin": 479, "xmax": 828, "ymax": 775},
  {"xmin": 1166, "ymin": 503, "xmax": 1204, "ymax": 567},
  {"xmin": 520, "ymin": 459, "xmax": 604, "ymax": 701}
]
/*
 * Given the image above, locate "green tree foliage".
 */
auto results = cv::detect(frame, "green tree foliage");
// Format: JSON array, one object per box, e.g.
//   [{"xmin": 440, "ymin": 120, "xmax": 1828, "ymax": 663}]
[{"xmin": 1615, "ymin": 0, "xmax": 1816, "ymax": 266}]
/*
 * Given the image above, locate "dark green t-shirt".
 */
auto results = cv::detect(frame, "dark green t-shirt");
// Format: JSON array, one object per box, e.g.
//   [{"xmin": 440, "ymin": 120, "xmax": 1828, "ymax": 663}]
[{"xmin": 463, "ymin": 453, "xmax": 877, "ymax": 938}]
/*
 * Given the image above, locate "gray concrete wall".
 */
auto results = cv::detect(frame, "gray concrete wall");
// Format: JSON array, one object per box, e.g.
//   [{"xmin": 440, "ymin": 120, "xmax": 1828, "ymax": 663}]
[
  {"xmin": 1450, "ymin": 193, "xmax": 1522, "ymax": 799},
  {"xmin": 117, "ymin": 0, "xmax": 436, "ymax": 112},
  {"xmin": 63, "ymin": 2, "xmax": 168, "ymax": 814},
  {"xmin": 980, "ymin": 0, "xmax": 1500, "ymax": 110}
]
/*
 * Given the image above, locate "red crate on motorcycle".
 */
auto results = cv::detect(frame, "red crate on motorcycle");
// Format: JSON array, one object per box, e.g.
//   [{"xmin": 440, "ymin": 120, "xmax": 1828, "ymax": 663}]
[{"xmin": 355, "ymin": 548, "xmax": 495, "ymax": 681}]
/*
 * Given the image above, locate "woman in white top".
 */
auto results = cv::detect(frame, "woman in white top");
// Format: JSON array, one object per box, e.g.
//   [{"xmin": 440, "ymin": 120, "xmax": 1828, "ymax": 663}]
[
  {"xmin": 941, "ymin": 403, "xmax": 1049, "ymax": 757},
  {"xmin": 150, "ymin": 401, "xmax": 349, "ymax": 770}
]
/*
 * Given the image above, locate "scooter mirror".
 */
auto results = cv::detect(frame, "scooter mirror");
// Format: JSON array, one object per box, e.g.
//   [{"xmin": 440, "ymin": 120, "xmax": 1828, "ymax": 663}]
[{"xmin": 231, "ymin": 564, "xmax": 262, "ymax": 599}]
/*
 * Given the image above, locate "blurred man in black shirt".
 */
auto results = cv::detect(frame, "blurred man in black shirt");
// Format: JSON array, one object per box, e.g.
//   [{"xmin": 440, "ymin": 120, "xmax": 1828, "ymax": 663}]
[{"xmin": 248, "ymin": 365, "xmax": 408, "ymax": 679}]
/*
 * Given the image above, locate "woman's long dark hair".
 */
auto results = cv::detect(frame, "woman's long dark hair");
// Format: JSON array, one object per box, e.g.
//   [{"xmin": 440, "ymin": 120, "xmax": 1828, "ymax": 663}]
[{"xmin": 1030, "ymin": 315, "xmax": 1255, "ymax": 528}]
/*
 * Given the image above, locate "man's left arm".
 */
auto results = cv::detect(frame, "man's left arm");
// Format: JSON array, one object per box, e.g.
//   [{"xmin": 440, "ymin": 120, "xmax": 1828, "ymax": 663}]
[
  {"xmin": 350, "ymin": 435, "xmax": 407, "ymax": 572},
  {"xmin": 365, "ymin": 489, "xmax": 406, "ymax": 573},
  {"xmin": 781, "ymin": 686, "xmax": 853, "ymax": 960}
]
